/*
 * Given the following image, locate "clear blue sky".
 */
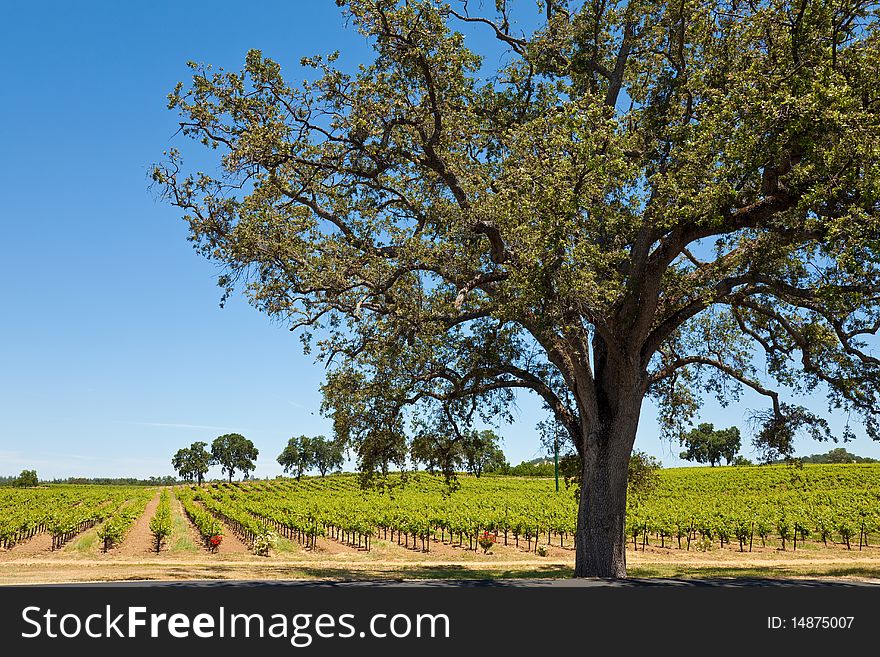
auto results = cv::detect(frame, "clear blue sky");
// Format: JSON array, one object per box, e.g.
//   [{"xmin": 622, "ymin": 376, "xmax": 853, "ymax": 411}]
[{"xmin": 1, "ymin": 1, "xmax": 877, "ymax": 481}]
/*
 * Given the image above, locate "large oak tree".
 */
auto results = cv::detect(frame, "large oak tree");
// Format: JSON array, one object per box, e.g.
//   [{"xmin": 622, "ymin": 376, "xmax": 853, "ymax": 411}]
[
  {"xmin": 153, "ymin": 0, "xmax": 880, "ymax": 577},
  {"xmin": 211, "ymin": 434, "xmax": 258, "ymax": 482},
  {"xmin": 172, "ymin": 441, "xmax": 212, "ymax": 485}
]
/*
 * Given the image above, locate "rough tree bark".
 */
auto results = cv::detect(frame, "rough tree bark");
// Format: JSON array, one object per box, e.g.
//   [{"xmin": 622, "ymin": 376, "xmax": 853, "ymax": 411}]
[
  {"xmin": 574, "ymin": 421, "xmax": 640, "ymax": 577},
  {"xmin": 573, "ymin": 345, "xmax": 643, "ymax": 578}
]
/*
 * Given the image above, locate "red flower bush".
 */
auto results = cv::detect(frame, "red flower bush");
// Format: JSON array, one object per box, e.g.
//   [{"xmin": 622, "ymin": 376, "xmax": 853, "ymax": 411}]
[{"xmin": 478, "ymin": 531, "xmax": 497, "ymax": 554}]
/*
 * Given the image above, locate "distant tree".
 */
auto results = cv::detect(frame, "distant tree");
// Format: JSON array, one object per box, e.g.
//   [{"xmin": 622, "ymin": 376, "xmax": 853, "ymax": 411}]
[
  {"xmin": 171, "ymin": 449, "xmax": 191, "ymax": 482},
  {"xmin": 14, "ymin": 469, "xmax": 38, "ymax": 488},
  {"xmin": 47, "ymin": 476, "xmax": 182, "ymax": 486},
  {"xmin": 410, "ymin": 426, "xmax": 506, "ymax": 478},
  {"xmin": 311, "ymin": 436, "xmax": 345, "ymax": 476},
  {"xmin": 627, "ymin": 452, "xmax": 661, "ymax": 501},
  {"xmin": 459, "ymin": 429, "xmax": 506, "ymax": 477},
  {"xmin": 211, "ymin": 433, "xmax": 258, "ymax": 482},
  {"xmin": 800, "ymin": 448, "xmax": 878, "ymax": 464},
  {"xmin": 410, "ymin": 431, "xmax": 462, "ymax": 476},
  {"xmin": 357, "ymin": 427, "xmax": 408, "ymax": 481},
  {"xmin": 732, "ymin": 455, "xmax": 754, "ymax": 466},
  {"xmin": 483, "ymin": 459, "xmax": 511, "ymax": 475},
  {"xmin": 277, "ymin": 435, "xmax": 314, "ymax": 480},
  {"xmin": 680, "ymin": 423, "xmax": 742, "ymax": 467},
  {"xmin": 507, "ymin": 459, "xmax": 556, "ymax": 477},
  {"xmin": 826, "ymin": 447, "xmax": 856, "ymax": 463},
  {"xmin": 171, "ymin": 441, "xmax": 212, "ymax": 485},
  {"xmin": 148, "ymin": 475, "xmax": 182, "ymax": 486}
]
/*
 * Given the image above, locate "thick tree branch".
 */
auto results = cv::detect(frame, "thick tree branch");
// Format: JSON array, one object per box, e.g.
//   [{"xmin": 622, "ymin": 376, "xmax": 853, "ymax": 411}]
[{"xmin": 649, "ymin": 355, "xmax": 781, "ymax": 416}]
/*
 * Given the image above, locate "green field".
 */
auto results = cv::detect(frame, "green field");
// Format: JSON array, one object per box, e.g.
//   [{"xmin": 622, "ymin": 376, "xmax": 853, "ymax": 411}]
[
  {"xmin": 185, "ymin": 463, "xmax": 880, "ymax": 555},
  {"xmin": 3, "ymin": 463, "xmax": 880, "ymax": 562},
  {"xmin": 0, "ymin": 485, "xmax": 153, "ymax": 551},
  {"xmin": 630, "ymin": 463, "xmax": 880, "ymax": 551}
]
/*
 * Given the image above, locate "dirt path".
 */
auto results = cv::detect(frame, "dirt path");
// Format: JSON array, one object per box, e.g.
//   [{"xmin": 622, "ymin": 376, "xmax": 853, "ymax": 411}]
[
  {"xmin": 4, "ymin": 554, "xmax": 876, "ymax": 568},
  {"xmin": 4, "ymin": 532, "xmax": 54, "ymax": 556},
  {"xmin": 1, "ymin": 555, "xmax": 877, "ymax": 586},
  {"xmin": 2, "ymin": 537, "xmax": 879, "ymax": 585},
  {"xmin": 214, "ymin": 523, "xmax": 249, "ymax": 554},
  {"xmin": 115, "ymin": 491, "xmax": 161, "ymax": 556}
]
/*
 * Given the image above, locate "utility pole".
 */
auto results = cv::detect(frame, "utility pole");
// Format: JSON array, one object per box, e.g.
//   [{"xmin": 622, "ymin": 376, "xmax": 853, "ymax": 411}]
[{"xmin": 554, "ymin": 424, "xmax": 559, "ymax": 492}]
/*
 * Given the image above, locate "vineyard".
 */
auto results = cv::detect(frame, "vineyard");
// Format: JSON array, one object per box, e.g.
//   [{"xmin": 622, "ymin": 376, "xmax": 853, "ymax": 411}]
[
  {"xmin": 0, "ymin": 485, "xmax": 154, "ymax": 551},
  {"xmin": 1, "ymin": 464, "xmax": 880, "ymax": 584},
  {"xmin": 182, "ymin": 464, "xmax": 880, "ymax": 556},
  {"xmin": 629, "ymin": 464, "xmax": 880, "ymax": 552}
]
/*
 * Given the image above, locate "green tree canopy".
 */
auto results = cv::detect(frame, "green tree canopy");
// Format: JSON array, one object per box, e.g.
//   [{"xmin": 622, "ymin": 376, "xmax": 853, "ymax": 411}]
[
  {"xmin": 801, "ymin": 447, "xmax": 878, "ymax": 463},
  {"xmin": 279, "ymin": 435, "xmax": 345, "ymax": 477},
  {"xmin": 627, "ymin": 451, "xmax": 661, "ymax": 500},
  {"xmin": 211, "ymin": 433, "xmax": 258, "ymax": 482},
  {"xmin": 154, "ymin": 0, "xmax": 880, "ymax": 577},
  {"xmin": 14, "ymin": 469, "xmax": 39, "ymax": 488},
  {"xmin": 277, "ymin": 435, "xmax": 314, "ymax": 480},
  {"xmin": 171, "ymin": 441, "xmax": 212, "ymax": 485},
  {"xmin": 410, "ymin": 430, "xmax": 463, "ymax": 476},
  {"xmin": 411, "ymin": 427, "xmax": 507, "ymax": 477},
  {"xmin": 680, "ymin": 423, "xmax": 742, "ymax": 466},
  {"xmin": 459, "ymin": 429, "xmax": 507, "ymax": 477},
  {"xmin": 311, "ymin": 436, "xmax": 346, "ymax": 476}
]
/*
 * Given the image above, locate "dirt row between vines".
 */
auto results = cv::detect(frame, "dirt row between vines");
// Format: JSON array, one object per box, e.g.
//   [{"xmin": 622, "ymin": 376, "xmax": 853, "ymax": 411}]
[
  {"xmin": 0, "ymin": 490, "xmax": 253, "ymax": 559},
  {"xmin": 3, "ymin": 532, "xmax": 54, "ymax": 556},
  {"xmin": 112, "ymin": 491, "xmax": 161, "ymax": 556}
]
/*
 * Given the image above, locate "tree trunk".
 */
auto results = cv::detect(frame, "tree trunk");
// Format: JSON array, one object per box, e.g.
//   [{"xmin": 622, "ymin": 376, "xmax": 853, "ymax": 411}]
[{"xmin": 573, "ymin": 383, "xmax": 641, "ymax": 578}]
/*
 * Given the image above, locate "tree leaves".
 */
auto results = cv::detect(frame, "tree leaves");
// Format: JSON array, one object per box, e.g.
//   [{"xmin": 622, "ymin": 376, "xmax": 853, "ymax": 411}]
[
  {"xmin": 210, "ymin": 434, "xmax": 258, "ymax": 482},
  {"xmin": 154, "ymin": 0, "xmax": 880, "ymax": 478}
]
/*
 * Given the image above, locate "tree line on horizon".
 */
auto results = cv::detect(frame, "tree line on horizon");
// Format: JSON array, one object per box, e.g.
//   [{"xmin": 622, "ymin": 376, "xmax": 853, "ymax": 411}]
[
  {"xmin": 169, "ymin": 426, "xmax": 878, "ymax": 485},
  {"xmin": 170, "ymin": 429, "xmax": 518, "ymax": 483},
  {"xmin": 676, "ymin": 423, "xmax": 879, "ymax": 467},
  {"xmin": 1, "ymin": 442, "xmax": 875, "ymax": 489}
]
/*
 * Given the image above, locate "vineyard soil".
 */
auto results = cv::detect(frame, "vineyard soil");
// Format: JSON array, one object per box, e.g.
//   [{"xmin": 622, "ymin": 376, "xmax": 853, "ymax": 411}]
[
  {"xmin": 114, "ymin": 492, "xmax": 161, "ymax": 556},
  {"xmin": 2, "ymin": 529, "xmax": 879, "ymax": 585}
]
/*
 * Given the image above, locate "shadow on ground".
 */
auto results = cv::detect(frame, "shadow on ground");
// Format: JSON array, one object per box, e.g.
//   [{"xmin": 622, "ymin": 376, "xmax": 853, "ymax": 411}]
[{"xmin": 35, "ymin": 570, "xmax": 880, "ymax": 588}]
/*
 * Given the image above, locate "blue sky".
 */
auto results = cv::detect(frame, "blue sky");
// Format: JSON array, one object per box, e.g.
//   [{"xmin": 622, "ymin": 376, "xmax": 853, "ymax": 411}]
[{"xmin": 1, "ymin": 1, "xmax": 878, "ymax": 481}]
